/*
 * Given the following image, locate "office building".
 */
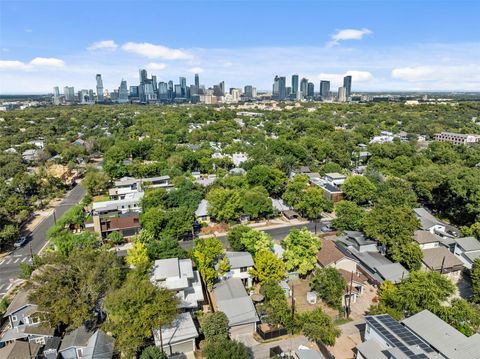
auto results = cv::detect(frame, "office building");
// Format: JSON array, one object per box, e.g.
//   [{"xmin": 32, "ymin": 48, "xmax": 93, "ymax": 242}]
[
  {"xmin": 195, "ymin": 73, "xmax": 200, "ymax": 89},
  {"xmin": 291, "ymin": 74, "xmax": 299, "ymax": 95},
  {"xmin": 307, "ymin": 82, "xmax": 314, "ymax": 98},
  {"xmin": 88, "ymin": 89, "xmax": 94, "ymax": 101},
  {"xmin": 129, "ymin": 86, "xmax": 139, "ymax": 98},
  {"xmin": 118, "ymin": 80, "xmax": 129, "ymax": 103},
  {"xmin": 151, "ymin": 75, "xmax": 157, "ymax": 93},
  {"xmin": 96, "ymin": 74, "xmax": 104, "ymax": 102},
  {"xmin": 338, "ymin": 87, "xmax": 347, "ymax": 102},
  {"xmin": 272, "ymin": 76, "xmax": 286, "ymax": 100},
  {"xmin": 320, "ymin": 80, "xmax": 330, "ymax": 99},
  {"xmin": 53, "ymin": 86, "xmax": 60, "ymax": 97},
  {"xmin": 64, "ymin": 86, "xmax": 75, "ymax": 102},
  {"xmin": 343, "ymin": 75, "xmax": 352, "ymax": 98},
  {"xmin": 219, "ymin": 81, "xmax": 225, "ymax": 96},
  {"xmin": 300, "ymin": 78, "xmax": 308, "ymax": 99},
  {"xmin": 244, "ymin": 85, "xmax": 254, "ymax": 99},
  {"xmin": 434, "ymin": 132, "xmax": 480, "ymax": 145},
  {"xmin": 179, "ymin": 77, "xmax": 187, "ymax": 98}
]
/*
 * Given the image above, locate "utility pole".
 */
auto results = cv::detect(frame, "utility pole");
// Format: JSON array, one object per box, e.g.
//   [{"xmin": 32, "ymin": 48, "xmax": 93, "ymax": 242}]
[
  {"xmin": 29, "ymin": 243, "xmax": 33, "ymax": 261},
  {"xmin": 347, "ymin": 271, "xmax": 354, "ymax": 319},
  {"xmin": 440, "ymin": 256, "xmax": 446, "ymax": 274},
  {"xmin": 53, "ymin": 210, "xmax": 57, "ymax": 225}
]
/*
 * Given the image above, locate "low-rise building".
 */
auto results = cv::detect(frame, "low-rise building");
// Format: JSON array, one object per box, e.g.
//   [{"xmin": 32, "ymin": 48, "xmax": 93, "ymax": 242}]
[
  {"xmin": 150, "ymin": 258, "xmax": 204, "ymax": 310},
  {"xmin": 152, "ymin": 312, "xmax": 199, "ymax": 357},
  {"xmin": 358, "ymin": 310, "xmax": 480, "ymax": 359},
  {"xmin": 421, "ymin": 247, "xmax": 464, "ymax": 279},
  {"xmin": 98, "ymin": 212, "xmax": 141, "ymax": 239},
  {"xmin": 434, "ymin": 132, "xmax": 480, "ymax": 145},
  {"xmin": 212, "ymin": 277, "xmax": 259, "ymax": 338},
  {"xmin": 195, "ymin": 199, "xmax": 209, "ymax": 222},
  {"xmin": 58, "ymin": 326, "xmax": 115, "ymax": 359},
  {"xmin": 453, "ymin": 236, "xmax": 480, "ymax": 269},
  {"xmin": 414, "ymin": 207, "xmax": 460, "ymax": 238},
  {"xmin": 223, "ymin": 251, "xmax": 254, "ymax": 287}
]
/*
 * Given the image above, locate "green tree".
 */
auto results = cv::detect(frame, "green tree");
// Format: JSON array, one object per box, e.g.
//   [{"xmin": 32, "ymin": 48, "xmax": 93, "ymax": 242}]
[
  {"xmin": 241, "ymin": 186, "xmax": 273, "ymax": 219},
  {"xmin": 140, "ymin": 346, "xmax": 167, "ymax": 359},
  {"xmin": 226, "ymin": 225, "xmax": 250, "ymax": 251},
  {"xmin": 462, "ymin": 222, "xmax": 480, "ymax": 240},
  {"xmin": 126, "ymin": 241, "xmax": 150, "ymax": 268},
  {"xmin": 0, "ymin": 224, "xmax": 19, "ymax": 250},
  {"xmin": 241, "ymin": 230, "xmax": 273, "ymax": 255},
  {"xmin": 332, "ymin": 201, "xmax": 365, "ymax": 231},
  {"xmin": 204, "ymin": 339, "xmax": 249, "ymax": 359},
  {"xmin": 375, "ymin": 178, "xmax": 417, "ymax": 208},
  {"xmin": 295, "ymin": 186, "xmax": 332, "ymax": 233},
  {"xmin": 310, "ymin": 267, "xmax": 347, "ymax": 309},
  {"xmin": 249, "ymin": 249, "xmax": 286, "ymax": 284},
  {"xmin": 146, "ymin": 237, "xmax": 188, "ymax": 261},
  {"xmin": 246, "ymin": 165, "xmax": 287, "ymax": 197},
  {"xmin": 193, "ymin": 237, "xmax": 224, "ymax": 290},
  {"xmin": 282, "ymin": 175, "xmax": 308, "ymax": 207},
  {"xmin": 471, "ymin": 258, "xmax": 480, "ymax": 303},
  {"xmin": 29, "ymin": 248, "xmax": 122, "ymax": 327},
  {"xmin": 388, "ymin": 239, "xmax": 423, "ymax": 271},
  {"xmin": 299, "ymin": 308, "xmax": 341, "ymax": 346},
  {"xmin": 206, "ymin": 188, "xmax": 243, "ymax": 222},
  {"xmin": 107, "ymin": 231, "xmax": 124, "ymax": 245},
  {"xmin": 82, "ymin": 168, "xmax": 110, "ymax": 196},
  {"xmin": 201, "ymin": 311, "xmax": 230, "ymax": 341},
  {"xmin": 282, "ymin": 228, "xmax": 321, "ymax": 276},
  {"xmin": 342, "ymin": 175, "xmax": 376, "ymax": 204},
  {"xmin": 104, "ymin": 273, "xmax": 178, "ymax": 357}
]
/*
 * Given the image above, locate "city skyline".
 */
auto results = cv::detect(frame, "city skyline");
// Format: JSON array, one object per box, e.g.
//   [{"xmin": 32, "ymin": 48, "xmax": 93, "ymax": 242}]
[{"xmin": 0, "ymin": 1, "xmax": 480, "ymax": 94}]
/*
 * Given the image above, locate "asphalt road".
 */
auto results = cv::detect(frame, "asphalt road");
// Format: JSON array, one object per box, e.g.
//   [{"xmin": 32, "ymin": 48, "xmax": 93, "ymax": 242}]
[{"xmin": 0, "ymin": 184, "xmax": 85, "ymax": 297}]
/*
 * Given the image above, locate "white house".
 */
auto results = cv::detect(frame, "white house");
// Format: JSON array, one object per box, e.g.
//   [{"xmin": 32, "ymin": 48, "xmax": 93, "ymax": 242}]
[
  {"xmin": 150, "ymin": 258, "xmax": 204, "ymax": 310},
  {"xmin": 153, "ymin": 312, "xmax": 198, "ymax": 357},
  {"xmin": 453, "ymin": 237, "xmax": 480, "ymax": 269},
  {"xmin": 223, "ymin": 251, "xmax": 254, "ymax": 287}
]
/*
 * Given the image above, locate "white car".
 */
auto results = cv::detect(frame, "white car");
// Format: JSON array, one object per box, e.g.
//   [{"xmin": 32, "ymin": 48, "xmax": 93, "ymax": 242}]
[{"xmin": 14, "ymin": 235, "xmax": 30, "ymax": 248}]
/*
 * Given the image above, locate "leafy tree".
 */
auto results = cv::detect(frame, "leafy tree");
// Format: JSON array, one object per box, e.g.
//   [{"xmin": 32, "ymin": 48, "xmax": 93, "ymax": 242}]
[
  {"xmin": 0, "ymin": 224, "xmax": 19, "ymax": 250},
  {"xmin": 146, "ymin": 237, "xmax": 188, "ymax": 261},
  {"xmin": 388, "ymin": 239, "xmax": 423, "ymax": 271},
  {"xmin": 204, "ymin": 338, "xmax": 249, "ymax": 359},
  {"xmin": 19, "ymin": 262, "xmax": 34, "ymax": 279},
  {"xmin": 193, "ymin": 237, "xmax": 224, "ymax": 290},
  {"xmin": 241, "ymin": 229, "xmax": 273, "ymax": 255},
  {"xmin": 472, "ymin": 258, "xmax": 480, "ymax": 303},
  {"xmin": 104, "ymin": 272, "xmax": 178, "ymax": 357},
  {"xmin": 259, "ymin": 281, "xmax": 297, "ymax": 332},
  {"xmin": 295, "ymin": 186, "xmax": 332, "ymax": 232},
  {"xmin": 29, "ymin": 249, "xmax": 122, "ymax": 327},
  {"xmin": 282, "ymin": 228, "xmax": 321, "ymax": 276},
  {"xmin": 249, "ymin": 249, "xmax": 286, "ymax": 284},
  {"xmin": 82, "ymin": 168, "xmax": 110, "ymax": 196},
  {"xmin": 217, "ymin": 256, "xmax": 231, "ymax": 276},
  {"xmin": 310, "ymin": 267, "xmax": 347, "ymax": 309},
  {"xmin": 282, "ymin": 175, "xmax": 308, "ymax": 207},
  {"xmin": 332, "ymin": 201, "xmax": 365, "ymax": 231},
  {"xmin": 246, "ymin": 165, "xmax": 287, "ymax": 197},
  {"xmin": 241, "ymin": 186, "xmax": 273, "ymax": 219},
  {"xmin": 299, "ymin": 308, "xmax": 341, "ymax": 346},
  {"xmin": 201, "ymin": 311, "xmax": 229, "ymax": 341},
  {"xmin": 226, "ymin": 225, "xmax": 250, "ymax": 251},
  {"xmin": 436, "ymin": 299, "xmax": 480, "ymax": 336},
  {"xmin": 342, "ymin": 175, "xmax": 376, "ymax": 204},
  {"xmin": 140, "ymin": 346, "xmax": 167, "ymax": 359},
  {"xmin": 375, "ymin": 178, "xmax": 417, "ymax": 208},
  {"xmin": 107, "ymin": 231, "xmax": 124, "ymax": 245},
  {"xmin": 462, "ymin": 222, "xmax": 480, "ymax": 240},
  {"xmin": 206, "ymin": 188, "xmax": 243, "ymax": 222},
  {"xmin": 141, "ymin": 188, "xmax": 168, "ymax": 211},
  {"xmin": 126, "ymin": 241, "xmax": 150, "ymax": 268}
]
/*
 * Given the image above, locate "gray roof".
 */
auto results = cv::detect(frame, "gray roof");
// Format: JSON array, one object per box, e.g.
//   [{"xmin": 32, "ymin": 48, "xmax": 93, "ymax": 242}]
[
  {"xmin": 270, "ymin": 198, "xmax": 292, "ymax": 212},
  {"xmin": 403, "ymin": 310, "xmax": 480, "ymax": 359},
  {"xmin": 59, "ymin": 327, "xmax": 114, "ymax": 358},
  {"xmin": 195, "ymin": 199, "xmax": 209, "ymax": 217},
  {"xmin": 356, "ymin": 340, "xmax": 387, "ymax": 359},
  {"xmin": 0, "ymin": 341, "xmax": 41, "ymax": 359},
  {"xmin": 4, "ymin": 290, "xmax": 34, "ymax": 317},
  {"xmin": 343, "ymin": 231, "xmax": 377, "ymax": 246},
  {"xmin": 295, "ymin": 348, "xmax": 324, "ymax": 359},
  {"xmin": 225, "ymin": 251, "xmax": 254, "ymax": 269},
  {"xmin": 375, "ymin": 263, "xmax": 409, "ymax": 284},
  {"xmin": 455, "ymin": 237, "xmax": 480, "ymax": 252},
  {"xmin": 153, "ymin": 312, "xmax": 198, "ymax": 346},
  {"xmin": 422, "ymin": 247, "xmax": 463, "ymax": 271},
  {"xmin": 213, "ymin": 278, "xmax": 259, "ymax": 326},
  {"xmin": 413, "ymin": 230, "xmax": 440, "ymax": 245},
  {"xmin": 414, "ymin": 207, "xmax": 441, "ymax": 230}
]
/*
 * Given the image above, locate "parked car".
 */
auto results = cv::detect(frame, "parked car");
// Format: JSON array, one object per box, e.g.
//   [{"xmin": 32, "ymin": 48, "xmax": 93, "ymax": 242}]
[{"xmin": 14, "ymin": 235, "xmax": 31, "ymax": 248}]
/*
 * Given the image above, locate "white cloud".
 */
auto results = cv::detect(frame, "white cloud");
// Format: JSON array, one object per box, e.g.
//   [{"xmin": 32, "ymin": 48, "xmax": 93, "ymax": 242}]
[
  {"xmin": 30, "ymin": 57, "xmax": 65, "ymax": 67},
  {"xmin": 391, "ymin": 66, "xmax": 438, "ymax": 81},
  {"xmin": 121, "ymin": 42, "xmax": 191, "ymax": 60},
  {"xmin": 145, "ymin": 62, "xmax": 166, "ymax": 70},
  {"xmin": 318, "ymin": 71, "xmax": 373, "ymax": 87},
  {"xmin": 0, "ymin": 60, "xmax": 31, "ymax": 71},
  {"xmin": 328, "ymin": 28, "xmax": 372, "ymax": 47},
  {"xmin": 87, "ymin": 40, "xmax": 118, "ymax": 51},
  {"xmin": 391, "ymin": 65, "xmax": 480, "ymax": 85},
  {"xmin": 0, "ymin": 57, "xmax": 64, "ymax": 71},
  {"xmin": 189, "ymin": 67, "xmax": 204, "ymax": 74},
  {"xmin": 345, "ymin": 70, "xmax": 373, "ymax": 82}
]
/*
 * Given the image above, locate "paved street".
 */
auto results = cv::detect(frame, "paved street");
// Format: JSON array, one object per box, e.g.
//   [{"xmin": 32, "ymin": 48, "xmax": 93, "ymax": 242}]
[{"xmin": 0, "ymin": 184, "xmax": 85, "ymax": 298}]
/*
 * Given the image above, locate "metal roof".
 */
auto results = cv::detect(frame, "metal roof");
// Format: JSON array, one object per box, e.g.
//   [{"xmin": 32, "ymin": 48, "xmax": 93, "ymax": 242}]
[{"xmin": 226, "ymin": 251, "xmax": 254, "ymax": 269}]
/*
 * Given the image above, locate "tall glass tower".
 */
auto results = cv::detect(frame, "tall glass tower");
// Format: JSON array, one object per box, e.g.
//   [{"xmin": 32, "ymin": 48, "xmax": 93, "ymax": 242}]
[{"xmin": 96, "ymin": 74, "xmax": 104, "ymax": 102}]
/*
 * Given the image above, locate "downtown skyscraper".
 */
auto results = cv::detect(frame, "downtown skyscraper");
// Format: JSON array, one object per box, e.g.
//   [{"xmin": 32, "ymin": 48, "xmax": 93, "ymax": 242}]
[
  {"xmin": 343, "ymin": 75, "xmax": 352, "ymax": 98},
  {"xmin": 96, "ymin": 74, "xmax": 104, "ymax": 102},
  {"xmin": 291, "ymin": 74, "xmax": 299, "ymax": 96}
]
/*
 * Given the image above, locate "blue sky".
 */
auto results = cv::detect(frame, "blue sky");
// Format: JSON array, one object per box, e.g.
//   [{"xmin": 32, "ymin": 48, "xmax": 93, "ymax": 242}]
[{"xmin": 1, "ymin": 0, "xmax": 479, "ymax": 93}]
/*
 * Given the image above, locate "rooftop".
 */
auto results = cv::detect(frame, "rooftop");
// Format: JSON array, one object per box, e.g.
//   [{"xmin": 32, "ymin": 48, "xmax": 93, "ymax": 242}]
[
  {"xmin": 195, "ymin": 199, "xmax": 209, "ymax": 217},
  {"xmin": 225, "ymin": 251, "xmax": 254, "ymax": 269},
  {"xmin": 153, "ymin": 312, "xmax": 198, "ymax": 346},
  {"xmin": 422, "ymin": 247, "xmax": 464, "ymax": 271},
  {"xmin": 316, "ymin": 239, "xmax": 349, "ymax": 267},
  {"xmin": 413, "ymin": 230, "xmax": 440, "ymax": 245},
  {"xmin": 454, "ymin": 237, "xmax": 480, "ymax": 252}
]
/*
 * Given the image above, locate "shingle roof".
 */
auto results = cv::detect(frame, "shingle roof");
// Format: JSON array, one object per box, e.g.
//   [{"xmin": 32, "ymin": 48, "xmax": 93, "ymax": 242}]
[
  {"xmin": 455, "ymin": 237, "xmax": 480, "ymax": 252},
  {"xmin": 4, "ymin": 290, "xmax": 34, "ymax": 317},
  {"xmin": 374, "ymin": 263, "xmax": 409, "ymax": 284},
  {"xmin": 153, "ymin": 312, "xmax": 198, "ymax": 346},
  {"xmin": 356, "ymin": 339, "xmax": 386, "ymax": 359},
  {"xmin": 414, "ymin": 207, "xmax": 440, "ymax": 230},
  {"xmin": 59, "ymin": 326, "xmax": 92, "ymax": 351},
  {"xmin": 195, "ymin": 199, "xmax": 209, "ymax": 217},
  {"xmin": 0, "ymin": 341, "xmax": 41, "ymax": 359},
  {"xmin": 316, "ymin": 240, "xmax": 347, "ymax": 266},
  {"xmin": 422, "ymin": 247, "xmax": 464, "ymax": 271},
  {"xmin": 413, "ymin": 230, "xmax": 440, "ymax": 244},
  {"xmin": 59, "ymin": 327, "xmax": 115, "ymax": 358}
]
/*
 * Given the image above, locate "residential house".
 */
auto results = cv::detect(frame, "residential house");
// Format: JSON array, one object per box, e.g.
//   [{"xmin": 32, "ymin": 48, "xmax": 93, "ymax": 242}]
[
  {"xmin": 324, "ymin": 172, "xmax": 347, "ymax": 186},
  {"xmin": 223, "ymin": 251, "xmax": 254, "ymax": 287},
  {"xmin": 97, "ymin": 212, "xmax": 141, "ymax": 239},
  {"xmin": 92, "ymin": 192, "xmax": 144, "ymax": 217},
  {"xmin": 150, "ymin": 258, "xmax": 204, "ymax": 310},
  {"xmin": 413, "ymin": 230, "xmax": 442, "ymax": 250},
  {"xmin": 195, "ymin": 199, "xmax": 209, "ymax": 222},
  {"xmin": 270, "ymin": 198, "xmax": 293, "ymax": 216},
  {"xmin": 414, "ymin": 207, "xmax": 460, "ymax": 238},
  {"xmin": 434, "ymin": 132, "xmax": 480, "ymax": 145},
  {"xmin": 58, "ymin": 326, "xmax": 115, "ymax": 359},
  {"xmin": 421, "ymin": 247, "xmax": 464, "ymax": 279},
  {"xmin": 194, "ymin": 174, "xmax": 217, "ymax": 187},
  {"xmin": 212, "ymin": 277, "xmax": 259, "ymax": 338},
  {"xmin": 22, "ymin": 149, "xmax": 40, "ymax": 162},
  {"xmin": 453, "ymin": 237, "xmax": 480, "ymax": 269},
  {"xmin": 357, "ymin": 310, "xmax": 480, "ymax": 359},
  {"xmin": 152, "ymin": 312, "xmax": 198, "ymax": 357},
  {"xmin": 232, "ymin": 152, "xmax": 248, "ymax": 167},
  {"xmin": 337, "ymin": 231, "xmax": 378, "ymax": 253},
  {"xmin": 0, "ymin": 340, "xmax": 42, "ymax": 358},
  {"xmin": 113, "ymin": 175, "xmax": 173, "ymax": 191}
]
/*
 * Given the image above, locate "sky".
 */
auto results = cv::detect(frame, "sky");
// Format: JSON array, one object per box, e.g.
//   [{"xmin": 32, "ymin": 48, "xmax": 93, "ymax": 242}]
[{"xmin": 0, "ymin": 0, "xmax": 479, "ymax": 94}]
